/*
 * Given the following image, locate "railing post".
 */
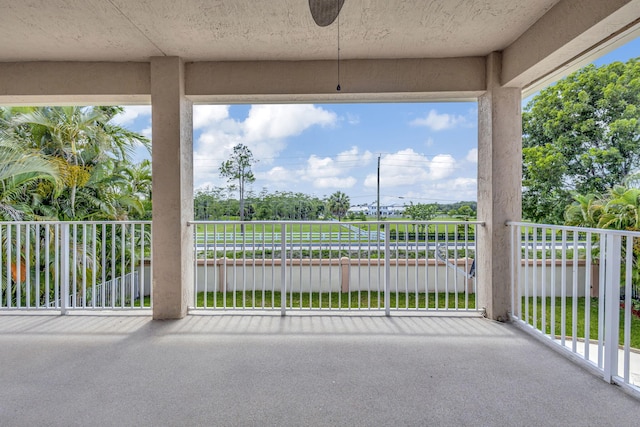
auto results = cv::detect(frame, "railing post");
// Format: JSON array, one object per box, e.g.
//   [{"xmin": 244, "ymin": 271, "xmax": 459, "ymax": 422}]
[
  {"xmin": 384, "ymin": 224, "xmax": 391, "ymax": 317},
  {"xmin": 603, "ymin": 232, "xmax": 621, "ymax": 383},
  {"xmin": 509, "ymin": 224, "xmax": 516, "ymax": 320},
  {"xmin": 280, "ymin": 223, "xmax": 286, "ymax": 316},
  {"xmin": 60, "ymin": 223, "xmax": 70, "ymax": 315}
]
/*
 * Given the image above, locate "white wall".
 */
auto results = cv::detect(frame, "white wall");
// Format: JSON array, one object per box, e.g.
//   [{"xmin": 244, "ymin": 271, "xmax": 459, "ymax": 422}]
[{"xmin": 139, "ymin": 259, "xmax": 595, "ymax": 298}]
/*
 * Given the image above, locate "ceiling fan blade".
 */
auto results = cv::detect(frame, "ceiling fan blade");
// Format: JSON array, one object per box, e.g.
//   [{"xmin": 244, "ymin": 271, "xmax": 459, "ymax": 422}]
[{"xmin": 309, "ymin": 0, "xmax": 346, "ymax": 27}]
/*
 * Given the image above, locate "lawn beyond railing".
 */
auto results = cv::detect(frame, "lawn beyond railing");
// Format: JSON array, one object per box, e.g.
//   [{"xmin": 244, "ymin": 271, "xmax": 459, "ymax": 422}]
[
  {"xmin": 0, "ymin": 221, "xmax": 152, "ymax": 312},
  {"xmin": 189, "ymin": 220, "xmax": 481, "ymax": 314},
  {"xmin": 508, "ymin": 222, "xmax": 640, "ymax": 395}
]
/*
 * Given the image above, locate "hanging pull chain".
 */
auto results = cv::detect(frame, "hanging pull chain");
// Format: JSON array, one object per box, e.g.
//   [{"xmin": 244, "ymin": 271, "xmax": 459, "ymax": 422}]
[{"xmin": 336, "ymin": 0, "xmax": 341, "ymax": 91}]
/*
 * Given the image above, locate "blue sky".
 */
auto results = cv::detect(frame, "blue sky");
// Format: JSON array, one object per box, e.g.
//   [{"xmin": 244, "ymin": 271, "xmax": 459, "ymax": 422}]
[{"xmin": 113, "ymin": 37, "xmax": 639, "ymax": 206}]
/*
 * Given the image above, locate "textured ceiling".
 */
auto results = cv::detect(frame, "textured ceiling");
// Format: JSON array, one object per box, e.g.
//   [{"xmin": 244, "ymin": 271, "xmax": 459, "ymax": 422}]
[{"xmin": 0, "ymin": 0, "xmax": 561, "ymax": 62}]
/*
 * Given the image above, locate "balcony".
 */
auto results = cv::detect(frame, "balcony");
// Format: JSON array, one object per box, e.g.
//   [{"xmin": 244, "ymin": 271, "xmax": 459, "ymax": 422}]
[{"xmin": 2, "ymin": 0, "xmax": 640, "ymax": 423}]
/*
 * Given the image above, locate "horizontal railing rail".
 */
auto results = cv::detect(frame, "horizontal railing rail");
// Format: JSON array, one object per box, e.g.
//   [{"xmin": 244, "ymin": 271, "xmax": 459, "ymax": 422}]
[
  {"xmin": 507, "ymin": 221, "xmax": 640, "ymax": 395},
  {"xmin": 194, "ymin": 230, "xmax": 477, "ymax": 243},
  {"xmin": 189, "ymin": 220, "xmax": 483, "ymax": 314},
  {"xmin": 0, "ymin": 221, "xmax": 152, "ymax": 313}
]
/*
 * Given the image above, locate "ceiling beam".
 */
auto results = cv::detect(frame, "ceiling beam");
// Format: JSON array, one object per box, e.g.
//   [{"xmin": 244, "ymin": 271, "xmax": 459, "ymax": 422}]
[
  {"xmin": 0, "ymin": 57, "xmax": 487, "ymax": 105},
  {"xmin": 0, "ymin": 62, "xmax": 150, "ymax": 105},
  {"xmin": 502, "ymin": 0, "xmax": 640, "ymax": 91},
  {"xmin": 185, "ymin": 58, "xmax": 486, "ymax": 103}
]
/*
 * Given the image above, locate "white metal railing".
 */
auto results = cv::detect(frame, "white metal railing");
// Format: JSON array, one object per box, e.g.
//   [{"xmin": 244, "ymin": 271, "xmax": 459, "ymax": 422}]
[
  {"xmin": 86, "ymin": 271, "xmax": 140, "ymax": 308},
  {"xmin": 508, "ymin": 222, "xmax": 640, "ymax": 395},
  {"xmin": 0, "ymin": 221, "xmax": 152, "ymax": 313},
  {"xmin": 189, "ymin": 220, "xmax": 481, "ymax": 314}
]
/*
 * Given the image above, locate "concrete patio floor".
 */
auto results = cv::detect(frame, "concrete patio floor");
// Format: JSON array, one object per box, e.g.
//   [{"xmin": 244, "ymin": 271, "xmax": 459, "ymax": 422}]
[{"xmin": 0, "ymin": 313, "xmax": 638, "ymax": 426}]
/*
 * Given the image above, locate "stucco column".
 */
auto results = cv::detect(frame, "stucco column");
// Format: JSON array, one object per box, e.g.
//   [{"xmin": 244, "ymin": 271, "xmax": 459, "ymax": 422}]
[
  {"xmin": 477, "ymin": 52, "xmax": 522, "ymax": 321},
  {"xmin": 151, "ymin": 57, "xmax": 194, "ymax": 319}
]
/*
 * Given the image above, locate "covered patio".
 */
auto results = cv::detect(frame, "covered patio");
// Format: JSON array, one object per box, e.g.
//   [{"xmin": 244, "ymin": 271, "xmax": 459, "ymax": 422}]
[{"xmin": 2, "ymin": 0, "xmax": 640, "ymax": 420}]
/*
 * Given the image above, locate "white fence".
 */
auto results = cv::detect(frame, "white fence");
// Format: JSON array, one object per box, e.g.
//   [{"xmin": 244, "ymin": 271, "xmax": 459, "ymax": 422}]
[
  {"xmin": 190, "ymin": 220, "xmax": 481, "ymax": 313},
  {"xmin": 508, "ymin": 222, "xmax": 640, "ymax": 396},
  {"xmin": 0, "ymin": 221, "xmax": 152, "ymax": 312}
]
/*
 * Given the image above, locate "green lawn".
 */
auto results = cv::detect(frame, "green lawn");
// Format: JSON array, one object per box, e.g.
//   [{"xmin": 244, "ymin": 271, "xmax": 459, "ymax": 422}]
[
  {"xmin": 194, "ymin": 220, "xmax": 477, "ymax": 234},
  {"xmin": 521, "ymin": 296, "xmax": 640, "ymax": 349},
  {"xmin": 195, "ymin": 291, "xmax": 477, "ymax": 310},
  {"xmin": 133, "ymin": 296, "xmax": 151, "ymax": 308}
]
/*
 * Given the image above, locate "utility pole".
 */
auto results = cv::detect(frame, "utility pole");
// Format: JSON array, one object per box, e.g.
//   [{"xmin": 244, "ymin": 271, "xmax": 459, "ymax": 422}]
[{"xmin": 377, "ymin": 154, "xmax": 381, "ymax": 222}]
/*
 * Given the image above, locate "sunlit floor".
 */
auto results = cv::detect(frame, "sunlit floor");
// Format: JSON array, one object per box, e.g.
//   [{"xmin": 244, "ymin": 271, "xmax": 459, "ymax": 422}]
[{"xmin": 0, "ymin": 314, "xmax": 638, "ymax": 426}]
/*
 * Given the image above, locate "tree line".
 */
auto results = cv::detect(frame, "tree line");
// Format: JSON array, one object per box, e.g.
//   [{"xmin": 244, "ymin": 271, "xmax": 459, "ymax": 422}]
[{"xmin": 194, "ymin": 188, "xmax": 327, "ymax": 221}]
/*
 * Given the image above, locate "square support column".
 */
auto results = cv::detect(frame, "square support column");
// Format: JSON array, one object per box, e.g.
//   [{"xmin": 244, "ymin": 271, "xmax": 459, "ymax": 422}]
[
  {"xmin": 151, "ymin": 57, "xmax": 194, "ymax": 319},
  {"xmin": 477, "ymin": 52, "xmax": 522, "ymax": 321}
]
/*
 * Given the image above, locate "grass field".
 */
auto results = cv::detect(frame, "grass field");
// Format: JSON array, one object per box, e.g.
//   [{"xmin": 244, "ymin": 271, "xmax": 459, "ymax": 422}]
[
  {"xmin": 521, "ymin": 296, "xmax": 640, "ymax": 348},
  {"xmin": 193, "ymin": 219, "xmax": 478, "ymax": 235}
]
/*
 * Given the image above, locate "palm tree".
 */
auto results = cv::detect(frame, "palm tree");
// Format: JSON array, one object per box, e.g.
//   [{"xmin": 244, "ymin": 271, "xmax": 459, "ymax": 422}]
[
  {"xmin": 599, "ymin": 186, "xmax": 640, "ymax": 231},
  {"xmin": 327, "ymin": 191, "xmax": 350, "ymax": 221},
  {"xmin": 2, "ymin": 106, "xmax": 150, "ymax": 220},
  {"xmin": 121, "ymin": 159, "xmax": 152, "ymax": 200},
  {"xmin": 564, "ymin": 193, "xmax": 604, "ymax": 228},
  {"xmin": 623, "ymin": 170, "xmax": 640, "ymax": 188},
  {"xmin": 68, "ymin": 159, "xmax": 144, "ymax": 220},
  {"xmin": 0, "ymin": 137, "xmax": 61, "ymax": 220}
]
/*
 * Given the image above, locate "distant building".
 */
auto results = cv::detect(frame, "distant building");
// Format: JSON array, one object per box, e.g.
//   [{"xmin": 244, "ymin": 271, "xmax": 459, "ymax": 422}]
[{"xmin": 348, "ymin": 202, "xmax": 405, "ymax": 217}]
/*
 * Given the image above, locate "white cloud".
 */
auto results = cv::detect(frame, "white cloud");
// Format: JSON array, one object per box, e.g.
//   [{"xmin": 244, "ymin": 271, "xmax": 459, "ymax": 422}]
[
  {"xmin": 193, "ymin": 105, "xmax": 230, "ymax": 129},
  {"xmin": 466, "ymin": 148, "xmax": 478, "ymax": 163},
  {"xmin": 110, "ymin": 106, "xmax": 151, "ymax": 126},
  {"xmin": 335, "ymin": 146, "xmax": 374, "ymax": 166},
  {"xmin": 255, "ymin": 146, "xmax": 371, "ymax": 192},
  {"xmin": 410, "ymin": 109, "xmax": 467, "ymax": 131},
  {"xmin": 410, "ymin": 177, "xmax": 477, "ymax": 202},
  {"xmin": 429, "ymin": 154, "xmax": 457, "ymax": 180},
  {"xmin": 363, "ymin": 149, "xmax": 457, "ymax": 188},
  {"xmin": 306, "ymin": 155, "xmax": 341, "ymax": 178},
  {"xmin": 294, "ymin": 146, "xmax": 371, "ymax": 190},
  {"xmin": 244, "ymin": 104, "xmax": 336, "ymax": 142},
  {"xmin": 364, "ymin": 149, "xmax": 429, "ymax": 188},
  {"xmin": 312, "ymin": 176, "xmax": 357, "ymax": 188},
  {"xmin": 260, "ymin": 166, "xmax": 291, "ymax": 183}
]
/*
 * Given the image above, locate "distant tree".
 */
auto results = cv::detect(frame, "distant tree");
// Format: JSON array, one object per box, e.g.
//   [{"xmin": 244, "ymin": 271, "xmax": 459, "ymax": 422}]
[
  {"xmin": 194, "ymin": 186, "xmax": 222, "ymax": 220},
  {"xmin": 523, "ymin": 59, "xmax": 640, "ymax": 224},
  {"xmin": 404, "ymin": 203, "xmax": 439, "ymax": 232},
  {"xmin": 326, "ymin": 191, "xmax": 350, "ymax": 221},
  {"xmin": 219, "ymin": 144, "xmax": 256, "ymax": 224},
  {"xmin": 405, "ymin": 203, "xmax": 438, "ymax": 221},
  {"xmin": 456, "ymin": 205, "xmax": 474, "ymax": 219}
]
